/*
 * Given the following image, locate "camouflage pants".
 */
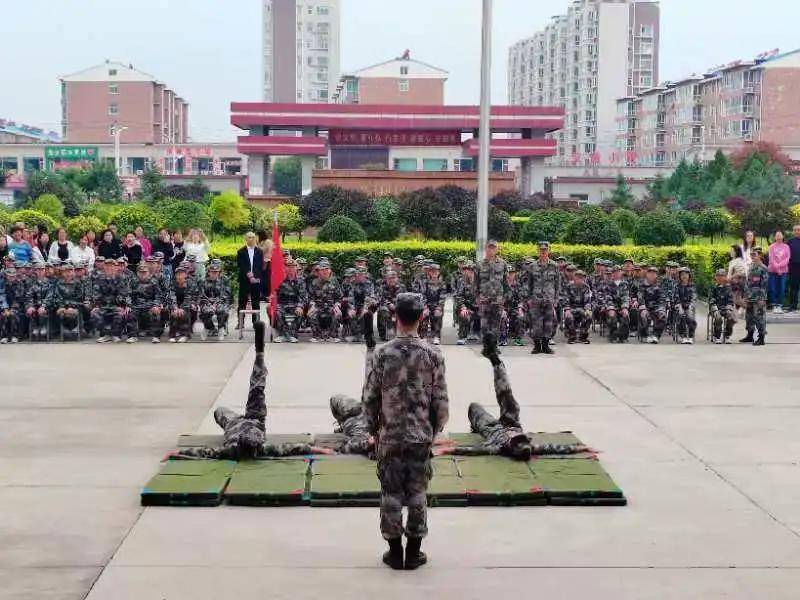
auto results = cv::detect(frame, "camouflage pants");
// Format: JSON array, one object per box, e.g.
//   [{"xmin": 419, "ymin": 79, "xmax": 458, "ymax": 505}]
[
  {"xmin": 27, "ymin": 305, "xmax": 48, "ymax": 330},
  {"xmin": 745, "ymin": 302, "xmax": 766, "ymax": 336},
  {"xmin": 564, "ymin": 308, "xmax": 592, "ymax": 341},
  {"xmin": 605, "ymin": 308, "xmax": 630, "ymax": 342},
  {"xmin": 276, "ymin": 305, "xmax": 301, "ymax": 338},
  {"xmin": 712, "ymin": 307, "xmax": 736, "ymax": 339},
  {"xmin": 376, "ymin": 306, "xmax": 395, "ymax": 340},
  {"xmin": 1, "ymin": 308, "xmax": 21, "ymax": 338},
  {"xmin": 528, "ymin": 300, "xmax": 556, "ymax": 340},
  {"xmin": 376, "ymin": 443, "xmax": 432, "ymax": 540},
  {"xmin": 132, "ymin": 307, "xmax": 163, "ymax": 337},
  {"xmin": 311, "ymin": 306, "xmax": 339, "ymax": 339},
  {"xmin": 421, "ymin": 305, "xmax": 443, "ymax": 338},
  {"xmin": 479, "ymin": 301, "xmax": 503, "ymax": 337},
  {"xmin": 456, "ymin": 307, "xmax": 480, "ymax": 340},
  {"xmin": 169, "ymin": 308, "xmax": 195, "ymax": 338},
  {"xmin": 638, "ymin": 307, "xmax": 666, "ymax": 338},
  {"xmin": 200, "ymin": 303, "xmax": 229, "ymax": 332},
  {"xmin": 58, "ymin": 307, "xmax": 81, "ymax": 331},
  {"xmin": 92, "ymin": 307, "xmax": 125, "ymax": 336},
  {"xmin": 676, "ymin": 306, "xmax": 697, "ymax": 338}
]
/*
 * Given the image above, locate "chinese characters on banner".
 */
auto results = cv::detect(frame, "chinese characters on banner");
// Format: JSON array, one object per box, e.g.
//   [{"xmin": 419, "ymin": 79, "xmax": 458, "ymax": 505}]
[
  {"xmin": 571, "ymin": 149, "xmax": 639, "ymax": 166},
  {"xmin": 329, "ymin": 129, "xmax": 461, "ymax": 147},
  {"xmin": 165, "ymin": 146, "xmax": 213, "ymax": 158}
]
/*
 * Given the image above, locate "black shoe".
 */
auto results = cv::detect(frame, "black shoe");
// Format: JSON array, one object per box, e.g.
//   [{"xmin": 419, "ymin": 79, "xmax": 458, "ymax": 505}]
[
  {"xmin": 581, "ymin": 338, "xmax": 591, "ymax": 344},
  {"xmin": 739, "ymin": 333, "xmax": 754, "ymax": 343},
  {"xmin": 567, "ymin": 338, "xmax": 576, "ymax": 344},
  {"xmin": 481, "ymin": 332, "xmax": 502, "ymax": 365},
  {"xmin": 754, "ymin": 335, "xmax": 766, "ymax": 346},
  {"xmin": 405, "ymin": 537, "xmax": 427, "ymax": 570},
  {"xmin": 542, "ymin": 339, "xmax": 555, "ymax": 354},
  {"xmin": 531, "ymin": 340, "xmax": 542, "ymax": 355},
  {"xmin": 382, "ymin": 538, "xmax": 404, "ymax": 570}
]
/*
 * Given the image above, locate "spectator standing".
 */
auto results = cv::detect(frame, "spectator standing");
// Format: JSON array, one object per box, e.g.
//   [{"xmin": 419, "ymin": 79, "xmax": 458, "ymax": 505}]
[
  {"xmin": 236, "ymin": 231, "xmax": 264, "ymax": 326},
  {"xmin": 71, "ymin": 235, "xmax": 95, "ymax": 270},
  {"xmin": 122, "ymin": 232, "xmax": 143, "ymax": 271},
  {"xmin": 787, "ymin": 225, "xmax": 800, "ymax": 312},
  {"xmin": 86, "ymin": 230, "xmax": 97, "ymax": 253},
  {"xmin": 48, "ymin": 228, "xmax": 74, "ymax": 263},
  {"xmin": 8, "ymin": 225, "xmax": 33, "ymax": 263},
  {"xmin": 152, "ymin": 228, "xmax": 175, "ymax": 280},
  {"xmin": 740, "ymin": 230, "xmax": 756, "ymax": 269},
  {"xmin": 0, "ymin": 235, "xmax": 8, "ymax": 262},
  {"xmin": 258, "ymin": 233, "xmax": 273, "ymax": 300},
  {"xmin": 768, "ymin": 230, "xmax": 790, "ymax": 313},
  {"xmin": 135, "ymin": 226, "xmax": 152, "ymax": 258},
  {"xmin": 185, "ymin": 229, "xmax": 209, "ymax": 280},
  {"xmin": 171, "ymin": 230, "xmax": 186, "ymax": 270},
  {"xmin": 37, "ymin": 231, "xmax": 51, "ymax": 261},
  {"xmin": 97, "ymin": 229, "xmax": 123, "ymax": 260}
]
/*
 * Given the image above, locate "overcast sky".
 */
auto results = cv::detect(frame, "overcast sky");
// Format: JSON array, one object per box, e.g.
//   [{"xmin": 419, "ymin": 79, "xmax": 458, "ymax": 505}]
[{"xmin": 3, "ymin": 0, "xmax": 798, "ymax": 141}]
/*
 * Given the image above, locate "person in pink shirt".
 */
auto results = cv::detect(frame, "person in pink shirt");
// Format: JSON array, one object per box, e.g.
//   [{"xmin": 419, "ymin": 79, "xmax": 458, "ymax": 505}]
[
  {"xmin": 134, "ymin": 226, "xmax": 152, "ymax": 259},
  {"xmin": 768, "ymin": 230, "xmax": 790, "ymax": 314}
]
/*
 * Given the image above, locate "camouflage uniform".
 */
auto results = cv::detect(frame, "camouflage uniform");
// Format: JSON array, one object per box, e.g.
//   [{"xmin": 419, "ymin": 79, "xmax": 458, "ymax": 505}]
[
  {"xmin": 275, "ymin": 277, "xmax": 308, "ymax": 340},
  {"xmin": 503, "ymin": 272, "xmax": 525, "ymax": 343},
  {"xmin": 168, "ymin": 276, "xmax": 198, "ymax": 339},
  {"xmin": 47, "ymin": 272, "xmax": 86, "ymax": 332},
  {"xmin": 454, "ymin": 273, "xmax": 480, "ymax": 342},
  {"xmin": 198, "ymin": 274, "xmax": 232, "ymax": 333},
  {"xmin": 348, "ymin": 276, "xmax": 375, "ymax": 340},
  {"xmin": 309, "ymin": 275, "xmax": 343, "ymax": 340},
  {"xmin": 329, "ymin": 394, "xmax": 372, "ymax": 456},
  {"xmin": 476, "ymin": 255, "xmax": 507, "ymax": 336},
  {"xmin": 563, "ymin": 281, "xmax": 593, "ymax": 343},
  {"xmin": 25, "ymin": 274, "xmax": 52, "ymax": 334},
  {"xmin": 376, "ymin": 280, "xmax": 406, "ymax": 341},
  {"xmin": 745, "ymin": 263, "xmax": 768, "ymax": 340},
  {"xmin": 637, "ymin": 279, "xmax": 667, "ymax": 339},
  {"xmin": 604, "ymin": 278, "xmax": 631, "ymax": 343},
  {"xmin": 418, "ymin": 275, "xmax": 446, "ymax": 340},
  {"xmin": 364, "ymin": 331, "xmax": 449, "ymax": 541},
  {"xmin": 709, "ymin": 281, "xmax": 736, "ymax": 340},
  {"xmin": 130, "ymin": 271, "xmax": 167, "ymax": 338},
  {"xmin": 673, "ymin": 280, "xmax": 698, "ymax": 339},
  {"xmin": 91, "ymin": 272, "xmax": 130, "ymax": 337},
  {"xmin": 525, "ymin": 258, "xmax": 560, "ymax": 341}
]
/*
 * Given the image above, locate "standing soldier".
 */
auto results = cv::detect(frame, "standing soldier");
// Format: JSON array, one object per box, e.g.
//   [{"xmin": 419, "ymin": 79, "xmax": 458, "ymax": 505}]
[
  {"xmin": 308, "ymin": 260, "xmax": 343, "ymax": 343},
  {"xmin": 741, "ymin": 247, "xmax": 768, "ymax": 345},
  {"xmin": 379, "ymin": 252, "xmax": 395, "ymax": 279},
  {"xmin": 709, "ymin": 269, "xmax": 736, "ymax": 344},
  {"xmin": 339, "ymin": 268, "xmax": 357, "ymax": 341},
  {"xmin": 198, "ymin": 259, "xmax": 232, "ymax": 340},
  {"xmin": 526, "ymin": 241, "xmax": 560, "ymax": 355},
  {"xmin": 418, "ymin": 263, "xmax": 446, "ymax": 345},
  {"xmin": 129, "ymin": 263, "xmax": 166, "ymax": 343},
  {"xmin": 376, "ymin": 270, "xmax": 406, "ymax": 342},
  {"xmin": 454, "ymin": 262, "xmax": 480, "ymax": 345},
  {"xmin": 638, "ymin": 266, "xmax": 667, "ymax": 344},
  {"xmin": 364, "ymin": 292, "xmax": 449, "ymax": 571},
  {"xmin": 167, "ymin": 264, "xmax": 197, "ymax": 343},
  {"xmin": 605, "ymin": 265, "xmax": 631, "ymax": 343},
  {"xmin": 476, "ymin": 240, "xmax": 507, "ymax": 338},
  {"xmin": 503, "ymin": 265, "xmax": 525, "ymax": 347},
  {"xmin": 274, "ymin": 259, "xmax": 308, "ymax": 344},
  {"xmin": 563, "ymin": 270, "xmax": 593, "ymax": 344}
]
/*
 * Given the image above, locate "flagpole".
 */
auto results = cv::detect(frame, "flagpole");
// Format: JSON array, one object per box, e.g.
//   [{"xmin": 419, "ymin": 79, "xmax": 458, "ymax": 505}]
[{"xmin": 476, "ymin": 0, "xmax": 492, "ymax": 262}]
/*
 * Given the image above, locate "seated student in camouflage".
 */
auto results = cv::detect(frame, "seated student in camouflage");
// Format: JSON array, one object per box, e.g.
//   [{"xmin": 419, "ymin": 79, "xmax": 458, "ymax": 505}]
[
  {"xmin": 175, "ymin": 322, "xmax": 332, "ymax": 460},
  {"xmin": 437, "ymin": 333, "xmax": 588, "ymax": 461},
  {"xmin": 709, "ymin": 269, "xmax": 736, "ymax": 344}
]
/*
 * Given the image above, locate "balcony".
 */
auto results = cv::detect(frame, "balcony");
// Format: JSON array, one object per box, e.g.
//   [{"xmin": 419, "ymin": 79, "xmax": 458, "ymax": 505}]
[{"xmin": 743, "ymin": 85, "xmax": 757, "ymax": 94}]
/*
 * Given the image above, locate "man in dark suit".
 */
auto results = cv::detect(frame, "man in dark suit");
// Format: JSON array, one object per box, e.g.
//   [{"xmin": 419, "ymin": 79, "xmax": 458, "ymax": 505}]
[{"xmin": 236, "ymin": 231, "xmax": 264, "ymax": 326}]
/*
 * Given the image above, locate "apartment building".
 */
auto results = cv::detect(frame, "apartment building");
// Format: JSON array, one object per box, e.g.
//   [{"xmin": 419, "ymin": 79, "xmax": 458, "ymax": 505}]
[
  {"xmin": 262, "ymin": 0, "xmax": 341, "ymax": 103},
  {"xmin": 618, "ymin": 48, "xmax": 800, "ymax": 167},
  {"xmin": 508, "ymin": 0, "xmax": 660, "ymax": 165},
  {"xmin": 60, "ymin": 61, "xmax": 188, "ymax": 145}
]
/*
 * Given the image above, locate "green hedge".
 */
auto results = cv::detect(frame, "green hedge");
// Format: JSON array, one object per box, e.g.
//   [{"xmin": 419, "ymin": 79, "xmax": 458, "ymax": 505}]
[{"xmin": 210, "ymin": 240, "xmax": 729, "ymax": 294}]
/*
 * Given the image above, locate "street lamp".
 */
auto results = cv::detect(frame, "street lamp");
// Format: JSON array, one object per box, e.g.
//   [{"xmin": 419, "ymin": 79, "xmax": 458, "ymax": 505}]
[
  {"xmin": 110, "ymin": 124, "xmax": 129, "ymax": 176},
  {"xmin": 475, "ymin": 0, "xmax": 492, "ymax": 262}
]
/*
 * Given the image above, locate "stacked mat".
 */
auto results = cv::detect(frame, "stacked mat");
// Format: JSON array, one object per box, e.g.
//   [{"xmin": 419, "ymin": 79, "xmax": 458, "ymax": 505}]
[{"xmin": 141, "ymin": 459, "xmax": 236, "ymax": 506}]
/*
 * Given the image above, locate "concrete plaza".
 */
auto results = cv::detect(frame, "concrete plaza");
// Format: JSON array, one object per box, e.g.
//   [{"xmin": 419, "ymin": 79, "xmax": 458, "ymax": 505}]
[{"xmin": 2, "ymin": 321, "xmax": 800, "ymax": 599}]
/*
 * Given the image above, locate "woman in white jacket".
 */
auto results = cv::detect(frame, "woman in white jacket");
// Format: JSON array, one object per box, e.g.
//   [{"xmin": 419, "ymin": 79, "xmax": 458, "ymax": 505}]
[
  {"xmin": 184, "ymin": 228, "xmax": 210, "ymax": 280},
  {"xmin": 70, "ymin": 234, "xmax": 96, "ymax": 270},
  {"xmin": 48, "ymin": 228, "xmax": 74, "ymax": 264}
]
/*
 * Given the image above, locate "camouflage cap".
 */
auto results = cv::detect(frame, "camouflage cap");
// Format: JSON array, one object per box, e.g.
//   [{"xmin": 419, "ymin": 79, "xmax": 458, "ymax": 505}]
[
  {"xmin": 428, "ymin": 263, "xmax": 441, "ymax": 270},
  {"xmin": 295, "ymin": 257, "xmax": 308, "ymax": 264},
  {"xmin": 455, "ymin": 256, "xmax": 469, "ymax": 263},
  {"xmin": 282, "ymin": 249, "xmax": 291, "ymax": 256},
  {"xmin": 506, "ymin": 264, "xmax": 516, "ymax": 273},
  {"xmin": 665, "ymin": 261, "xmax": 679, "ymax": 268},
  {"xmin": 145, "ymin": 255, "xmax": 158, "ymax": 263},
  {"xmin": 344, "ymin": 268, "xmax": 356, "ymax": 276},
  {"xmin": 317, "ymin": 260, "xmax": 332, "ymax": 269},
  {"xmin": 486, "ymin": 239, "xmax": 498, "ymax": 247},
  {"xmin": 383, "ymin": 251, "xmax": 393, "ymax": 257},
  {"xmin": 62, "ymin": 263, "xmax": 75, "ymax": 271},
  {"xmin": 137, "ymin": 263, "xmax": 149, "ymax": 273},
  {"xmin": 393, "ymin": 258, "xmax": 404, "ymax": 266},
  {"xmin": 463, "ymin": 261, "xmax": 475, "ymax": 270},
  {"xmin": 153, "ymin": 252, "xmax": 165, "ymax": 260},
  {"xmin": 385, "ymin": 270, "xmax": 398, "ymax": 278},
  {"xmin": 646, "ymin": 266, "xmax": 659, "ymax": 273},
  {"xmin": 414, "ymin": 254, "xmax": 426, "ymax": 261},
  {"xmin": 179, "ymin": 261, "xmax": 192, "ymax": 270},
  {"xmin": 538, "ymin": 241, "xmax": 550, "ymax": 250},
  {"xmin": 49, "ymin": 258, "xmax": 61, "ymax": 266},
  {"xmin": 714, "ymin": 268, "xmax": 727, "ymax": 277},
  {"xmin": 186, "ymin": 255, "xmax": 197, "ymax": 262},
  {"xmin": 175, "ymin": 264, "xmax": 187, "ymax": 273},
  {"xmin": 354, "ymin": 256, "xmax": 367, "ymax": 262},
  {"xmin": 103, "ymin": 258, "xmax": 115, "ymax": 265},
  {"xmin": 356, "ymin": 266, "xmax": 369, "ymax": 274},
  {"xmin": 612, "ymin": 264, "xmax": 623, "ymax": 272},
  {"xmin": 117, "ymin": 256, "xmax": 127, "ymax": 263},
  {"xmin": 208, "ymin": 259, "xmax": 223, "ymax": 271},
  {"xmin": 317, "ymin": 256, "xmax": 330, "ymax": 262},
  {"xmin": 94, "ymin": 255, "xmax": 105, "ymax": 262},
  {"xmin": 565, "ymin": 264, "xmax": 577, "ymax": 272},
  {"xmin": 556, "ymin": 256, "xmax": 567, "ymax": 262},
  {"xmin": 574, "ymin": 269, "xmax": 587, "ymax": 277},
  {"xmin": 593, "ymin": 258, "xmax": 604, "ymax": 265},
  {"xmin": 678, "ymin": 266, "xmax": 691, "ymax": 274},
  {"xmin": 4, "ymin": 268, "xmax": 16, "ymax": 275},
  {"xmin": 395, "ymin": 292, "xmax": 424, "ymax": 313},
  {"xmin": 285, "ymin": 258, "xmax": 297, "ymax": 268},
  {"xmin": 623, "ymin": 258, "xmax": 634, "ymax": 264},
  {"xmin": 751, "ymin": 246, "xmax": 762, "ymax": 254}
]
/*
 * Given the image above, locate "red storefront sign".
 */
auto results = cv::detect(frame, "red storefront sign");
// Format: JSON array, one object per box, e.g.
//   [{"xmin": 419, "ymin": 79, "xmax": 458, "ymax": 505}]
[
  {"xmin": 329, "ymin": 129, "xmax": 460, "ymax": 147},
  {"xmin": 165, "ymin": 146, "xmax": 213, "ymax": 158}
]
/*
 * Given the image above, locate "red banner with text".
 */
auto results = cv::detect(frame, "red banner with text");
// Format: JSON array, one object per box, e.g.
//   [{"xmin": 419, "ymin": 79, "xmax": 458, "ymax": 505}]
[{"xmin": 329, "ymin": 129, "xmax": 461, "ymax": 147}]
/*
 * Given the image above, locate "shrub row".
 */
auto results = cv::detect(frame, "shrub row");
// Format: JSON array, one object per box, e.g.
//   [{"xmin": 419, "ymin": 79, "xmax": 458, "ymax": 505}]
[{"xmin": 210, "ymin": 240, "xmax": 729, "ymax": 295}]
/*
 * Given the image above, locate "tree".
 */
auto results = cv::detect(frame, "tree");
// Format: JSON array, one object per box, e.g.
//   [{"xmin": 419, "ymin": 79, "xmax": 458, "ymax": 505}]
[
  {"xmin": 730, "ymin": 141, "xmax": 793, "ymax": 172},
  {"xmin": 608, "ymin": 174, "xmax": 635, "ymax": 209},
  {"xmin": 210, "ymin": 190, "xmax": 250, "ymax": 233},
  {"xmin": 365, "ymin": 196, "xmax": 402, "ymax": 241},
  {"xmin": 645, "ymin": 173, "xmax": 671, "ymax": 204},
  {"xmin": 697, "ymin": 208, "xmax": 729, "ymax": 243},
  {"xmin": 633, "ymin": 210, "xmax": 686, "ymax": 246},
  {"xmin": 10, "ymin": 209, "xmax": 60, "ymax": 234},
  {"xmin": 737, "ymin": 161, "xmax": 794, "ymax": 205},
  {"xmin": 724, "ymin": 196, "xmax": 749, "ymax": 215},
  {"xmin": 163, "ymin": 178, "xmax": 210, "ymax": 203},
  {"xmin": 397, "ymin": 187, "xmax": 450, "ymax": 238},
  {"xmin": 113, "ymin": 204, "xmax": 164, "ymax": 237},
  {"xmin": 82, "ymin": 161, "xmax": 122, "ymax": 201},
  {"xmin": 317, "ymin": 215, "xmax": 367, "ymax": 242},
  {"xmin": 684, "ymin": 198, "xmax": 707, "ymax": 212},
  {"xmin": 65, "ymin": 215, "xmax": 105, "ymax": 241},
  {"xmin": 611, "ymin": 208, "xmax": 639, "ymax": 239},
  {"xmin": 0, "ymin": 169, "xmax": 6, "ymax": 187},
  {"xmin": 300, "ymin": 185, "xmax": 347, "ymax": 227},
  {"xmin": 741, "ymin": 199, "xmax": 793, "ymax": 239},
  {"xmin": 140, "ymin": 167, "xmax": 165, "ymax": 202},
  {"xmin": 490, "ymin": 190, "xmax": 522, "ymax": 214},
  {"xmin": 31, "ymin": 194, "xmax": 65, "ymax": 220},
  {"xmin": 272, "ymin": 157, "xmax": 302, "ymax": 197},
  {"xmin": 25, "ymin": 170, "xmax": 68, "ymax": 201},
  {"xmin": 676, "ymin": 210, "xmax": 701, "ymax": 238},
  {"xmin": 81, "ymin": 202, "xmax": 122, "ymax": 225},
  {"xmin": 153, "ymin": 198, "xmax": 212, "ymax": 232},
  {"xmin": 563, "ymin": 208, "xmax": 623, "ymax": 245},
  {"xmin": 519, "ymin": 209, "xmax": 576, "ymax": 243},
  {"xmin": 275, "ymin": 203, "xmax": 305, "ymax": 239}
]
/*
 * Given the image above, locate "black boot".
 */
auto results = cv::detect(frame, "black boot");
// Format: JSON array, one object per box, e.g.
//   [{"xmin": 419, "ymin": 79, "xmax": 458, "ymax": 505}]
[
  {"xmin": 754, "ymin": 333, "xmax": 766, "ymax": 346},
  {"xmin": 405, "ymin": 537, "xmax": 427, "ymax": 570},
  {"xmin": 481, "ymin": 333, "xmax": 501, "ymax": 365},
  {"xmin": 382, "ymin": 537, "xmax": 404, "ymax": 570},
  {"xmin": 739, "ymin": 332, "xmax": 754, "ymax": 343},
  {"xmin": 531, "ymin": 339, "xmax": 542, "ymax": 354},
  {"xmin": 542, "ymin": 338, "xmax": 555, "ymax": 354}
]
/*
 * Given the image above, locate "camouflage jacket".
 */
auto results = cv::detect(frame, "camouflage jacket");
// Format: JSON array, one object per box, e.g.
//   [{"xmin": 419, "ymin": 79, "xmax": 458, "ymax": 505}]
[
  {"xmin": 418, "ymin": 278, "xmax": 447, "ymax": 311},
  {"xmin": 638, "ymin": 282, "xmax": 666, "ymax": 312},
  {"xmin": 745, "ymin": 263, "xmax": 769, "ymax": 301},
  {"xmin": 363, "ymin": 333, "xmax": 449, "ymax": 447},
  {"xmin": 377, "ymin": 281, "xmax": 406, "ymax": 309},
  {"xmin": 199, "ymin": 277, "xmax": 232, "ymax": 306},
  {"xmin": 46, "ymin": 279, "xmax": 85, "ymax": 310},
  {"xmin": 5, "ymin": 278, "xmax": 26, "ymax": 309},
  {"xmin": 169, "ymin": 280, "xmax": 198, "ymax": 311},
  {"xmin": 477, "ymin": 257, "xmax": 507, "ymax": 303},
  {"xmin": 673, "ymin": 283, "xmax": 697, "ymax": 309},
  {"xmin": 604, "ymin": 280, "xmax": 630, "ymax": 310},
  {"xmin": 525, "ymin": 259, "xmax": 560, "ymax": 303},
  {"xmin": 276, "ymin": 277, "xmax": 308, "ymax": 308},
  {"xmin": 131, "ymin": 277, "xmax": 165, "ymax": 311},
  {"xmin": 330, "ymin": 394, "xmax": 371, "ymax": 455},
  {"xmin": 564, "ymin": 282, "xmax": 593, "ymax": 311},
  {"xmin": 25, "ymin": 278, "xmax": 52, "ymax": 309},
  {"xmin": 660, "ymin": 277, "xmax": 677, "ymax": 302},
  {"xmin": 309, "ymin": 277, "xmax": 342, "ymax": 310},
  {"xmin": 504, "ymin": 280, "xmax": 525, "ymax": 312},
  {"xmin": 454, "ymin": 276, "xmax": 479, "ymax": 311},
  {"xmin": 709, "ymin": 283, "xmax": 734, "ymax": 312},
  {"xmin": 349, "ymin": 279, "xmax": 375, "ymax": 310},
  {"xmin": 176, "ymin": 442, "xmax": 314, "ymax": 460},
  {"xmin": 92, "ymin": 274, "xmax": 130, "ymax": 308}
]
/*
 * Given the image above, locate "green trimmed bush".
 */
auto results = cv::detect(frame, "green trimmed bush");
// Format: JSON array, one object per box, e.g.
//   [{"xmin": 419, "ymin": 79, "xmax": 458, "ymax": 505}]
[
  {"xmin": 365, "ymin": 197, "xmax": 402, "ymax": 241},
  {"xmin": 31, "ymin": 194, "xmax": 65, "ymax": 220},
  {"xmin": 563, "ymin": 208, "xmax": 623, "ymax": 245},
  {"xmin": 10, "ymin": 209, "xmax": 60, "ymax": 233},
  {"xmin": 65, "ymin": 215, "xmax": 105, "ymax": 241},
  {"xmin": 610, "ymin": 208, "xmax": 639, "ymax": 239},
  {"xmin": 634, "ymin": 211, "xmax": 687, "ymax": 246},
  {"xmin": 112, "ymin": 204, "xmax": 164, "ymax": 237},
  {"xmin": 153, "ymin": 198, "xmax": 211, "ymax": 233},
  {"xmin": 81, "ymin": 202, "xmax": 122, "ymax": 225},
  {"xmin": 317, "ymin": 215, "xmax": 367, "ymax": 242},
  {"xmin": 519, "ymin": 209, "xmax": 576, "ymax": 243}
]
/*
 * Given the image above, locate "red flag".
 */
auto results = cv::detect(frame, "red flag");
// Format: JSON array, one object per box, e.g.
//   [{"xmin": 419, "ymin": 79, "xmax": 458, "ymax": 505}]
[{"xmin": 269, "ymin": 214, "xmax": 285, "ymax": 324}]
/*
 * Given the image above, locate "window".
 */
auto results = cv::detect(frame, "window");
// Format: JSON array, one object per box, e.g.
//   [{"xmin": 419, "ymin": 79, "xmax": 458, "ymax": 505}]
[
  {"xmin": 108, "ymin": 68, "xmax": 117, "ymax": 76},
  {"xmin": 398, "ymin": 79, "xmax": 409, "ymax": 92},
  {"xmin": 317, "ymin": 5, "xmax": 329, "ymax": 15},
  {"xmin": 0, "ymin": 157, "xmax": 19, "ymax": 173},
  {"xmin": 639, "ymin": 24, "xmax": 654, "ymax": 37},
  {"xmin": 491, "ymin": 159, "xmax": 509, "ymax": 172},
  {"xmin": 108, "ymin": 103, "xmax": 118, "ymax": 116},
  {"xmin": 109, "ymin": 124, "xmax": 116, "ymax": 136},
  {"xmin": 400, "ymin": 66, "xmax": 408, "ymax": 75},
  {"xmin": 346, "ymin": 79, "xmax": 358, "ymax": 92},
  {"xmin": 422, "ymin": 158, "xmax": 448, "ymax": 172},
  {"xmin": 319, "ymin": 89, "xmax": 328, "ymax": 100},
  {"xmin": 109, "ymin": 83, "xmax": 119, "ymax": 94},
  {"xmin": 23, "ymin": 157, "xmax": 42, "ymax": 173},
  {"xmin": 393, "ymin": 158, "xmax": 417, "ymax": 171},
  {"xmin": 454, "ymin": 158, "xmax": 474, "ymax": 172}
]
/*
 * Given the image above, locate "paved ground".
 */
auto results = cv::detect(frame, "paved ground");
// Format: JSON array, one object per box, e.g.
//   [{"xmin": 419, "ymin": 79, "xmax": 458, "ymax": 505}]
[{"xmin": 3, "ymin": 318, "xmax": 800, "ymax": 600}]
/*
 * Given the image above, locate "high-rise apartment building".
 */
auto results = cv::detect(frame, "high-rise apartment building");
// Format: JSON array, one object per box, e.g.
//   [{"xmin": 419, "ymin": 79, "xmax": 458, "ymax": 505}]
[
  {"xmin": 617, "ymin": 48, "xmax": 800, "ymax": 167},
  {"xmin": 508, "ymin": 0, "xmax": 660, "ymax": 165},
  {"xmin": 262, "ymin": 0, "xmax": 340, "ymax": 103},
  {"xmin": 60, "ymin": 61, "xmax": 189, "ymax": 144}
]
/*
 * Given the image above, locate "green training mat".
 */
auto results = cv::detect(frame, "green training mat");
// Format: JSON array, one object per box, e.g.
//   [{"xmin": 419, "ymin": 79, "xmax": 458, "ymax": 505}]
[
  {"xmin": 225, "ymin": 459, "xmax": 310, "ymax": 506},
  {"xmin": 141, "ymin": 459, "xmax": 236, "ymax": 506},
  {"xmin": 428, "ymin": 457, "xmax": 468, "ymax": 507},
  {"xmin": 177, "ymin": 433, "xmax": 313, "ymax": 448},
  {"xmin": 310, "ymin": 456, "xmax": 379, "ymax": 505},
  {"xmin": 528, "ymin": 457, "xmax": 626, "ymax": 506},
  {"xmin": 455, "ymin": 456, "xmax": 546, "ymax": 506}
]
